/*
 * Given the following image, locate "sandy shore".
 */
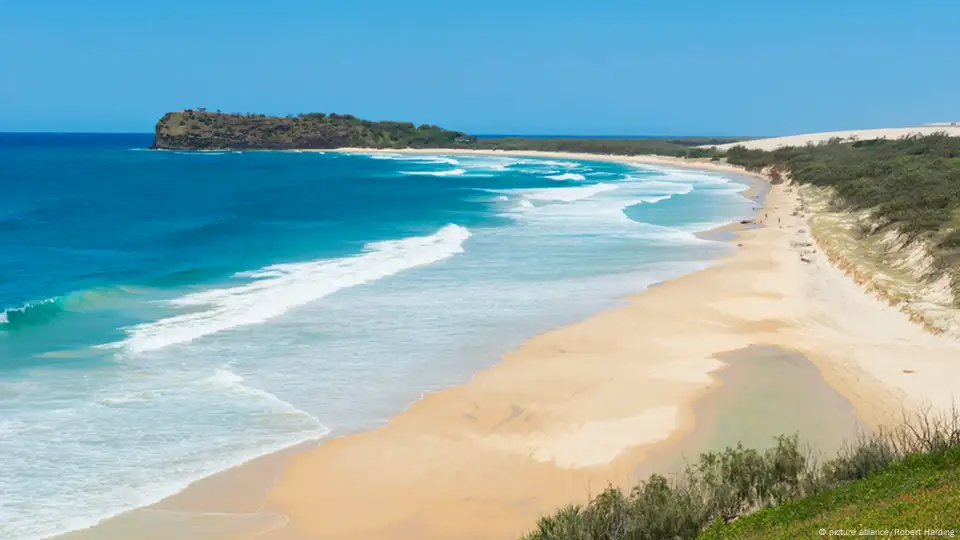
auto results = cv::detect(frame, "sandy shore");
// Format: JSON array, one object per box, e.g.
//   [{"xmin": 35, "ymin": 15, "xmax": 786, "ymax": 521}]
[
  {"xmin": 705, "ymin": 125, "xmax": 960, "ymax": 151},
  {"xmin": 247, "ymin": 150, "xmax": 959, "ymax": 540}
]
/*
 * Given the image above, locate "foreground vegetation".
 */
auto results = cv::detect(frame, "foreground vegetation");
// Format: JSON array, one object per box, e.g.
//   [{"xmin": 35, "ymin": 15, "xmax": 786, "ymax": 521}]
[
  {"xmin": 701, "ymin": 446, "xmax": 960, "ymax": 538},
  {"xmin": 523, "ymin": 409, "xmax": 960, "ymax": 539}
]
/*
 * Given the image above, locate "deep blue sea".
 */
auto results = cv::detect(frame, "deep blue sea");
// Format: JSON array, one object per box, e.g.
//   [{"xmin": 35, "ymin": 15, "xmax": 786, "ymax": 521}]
[{"xmin": 0, "ymin": 133, "xmax": 756, "ymax": 539}]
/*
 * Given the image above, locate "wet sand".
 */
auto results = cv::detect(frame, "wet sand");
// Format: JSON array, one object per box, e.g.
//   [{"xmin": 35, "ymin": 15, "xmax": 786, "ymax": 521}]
[{"xmin": 55, "ymin": 443, "xmax": 314, "ymax": 540}]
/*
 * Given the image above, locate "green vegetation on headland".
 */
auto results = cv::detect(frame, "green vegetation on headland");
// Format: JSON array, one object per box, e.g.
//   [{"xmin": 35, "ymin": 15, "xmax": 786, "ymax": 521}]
[
  {"xmin": 151, "ymin": 110, "xmax": 747, "ymax": 152},
  {"xmin": 523, "ymin": 410, "xmax": 960, "ymax": 540},
  {"xmin": 724, "ymin": 134, "xmax": 960, "ymax": 306},
  {"xmin": 152, "ymin": 110, "xmax": 478, "ymax": 150}
]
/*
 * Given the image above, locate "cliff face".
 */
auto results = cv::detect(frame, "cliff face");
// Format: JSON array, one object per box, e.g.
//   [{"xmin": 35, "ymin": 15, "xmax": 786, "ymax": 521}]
[{"xmin": 151, "ymin": 111, "xmax": 476, "ymax": 150}]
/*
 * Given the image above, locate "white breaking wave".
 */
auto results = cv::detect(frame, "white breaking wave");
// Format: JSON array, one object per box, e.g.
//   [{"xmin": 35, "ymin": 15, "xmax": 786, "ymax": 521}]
[
  {"xmin": 622, "ymin": 179, "xmax": 695, "ymax": 196},
  {"xmin": 104, "ymin": 225, "xmax": 472, "ymax": 354},
  {"xmin": 516, "ymin": 159, "xmax": 583, "ymax": 168},
  {"xmin": 400, "ymin": 168, "xmax": 466, "ymax": 177},
  {"xmin": 98, "ymin": 390, "xmax": 163, "ymax": 407},
  {"xmin": 205, "ymin": 367, "xmax": 316, "ymax": 418},
  {"xmin": 546, "ymin": 173, "xmax": 586, "ymax": 181},
  {"xmin": 366, "ymin": 154, "xmax": 460, "ymax": 166},
  {"xmin": 456, "ymin": 157, "xmax": 518, "ymax": 171},
  {"xmin": 492, "ymin": 174, "xmax": 719, "ymax": 245},
  {"xmin": 519, "ymin": 183, "xmax": 619, "ymax": 203},
  {"xmin": 634, "ymin": 165, "xmax": 731, "ymax": 184}
]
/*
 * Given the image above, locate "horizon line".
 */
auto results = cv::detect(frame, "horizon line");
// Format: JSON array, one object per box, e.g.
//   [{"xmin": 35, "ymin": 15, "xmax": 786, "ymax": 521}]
[{"xmin": 0, "ymin": 131, "xmax": 767, "ymax": 139}]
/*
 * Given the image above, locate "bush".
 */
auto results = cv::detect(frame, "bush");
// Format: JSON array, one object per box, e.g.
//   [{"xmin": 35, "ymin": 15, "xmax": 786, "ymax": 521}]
[{"xmin": 522, "ymin": 407, "xmax": 960, "ymax": 540}]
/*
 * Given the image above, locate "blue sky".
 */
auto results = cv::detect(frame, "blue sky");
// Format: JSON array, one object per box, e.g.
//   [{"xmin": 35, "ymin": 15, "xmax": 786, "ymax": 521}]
[{"xmin": 2, "ymin": 1, "xmax": 958, "ymax": 135}]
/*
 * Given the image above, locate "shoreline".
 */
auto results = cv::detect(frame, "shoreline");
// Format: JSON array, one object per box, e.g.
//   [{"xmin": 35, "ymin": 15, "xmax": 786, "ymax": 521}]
[
  {"xmin": 61, "ymin": 150, "xmax": 768, "ymax": 540},
  {"xmin": 64, "ymin": 149, "xmax": 959, "ymax": 540}
]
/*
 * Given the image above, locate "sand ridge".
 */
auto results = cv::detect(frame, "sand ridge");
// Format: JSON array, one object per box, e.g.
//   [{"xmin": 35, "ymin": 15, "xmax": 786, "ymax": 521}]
[{"xmin": 704, "ymin": 125, "xmax": 960, "ymax": 151}]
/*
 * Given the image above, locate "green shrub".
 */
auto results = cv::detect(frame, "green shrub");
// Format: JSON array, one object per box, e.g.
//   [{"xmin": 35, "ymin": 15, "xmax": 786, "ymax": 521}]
[{"xmin": 522, "ymin": 407, "xmax": 960, "ymax": 540}]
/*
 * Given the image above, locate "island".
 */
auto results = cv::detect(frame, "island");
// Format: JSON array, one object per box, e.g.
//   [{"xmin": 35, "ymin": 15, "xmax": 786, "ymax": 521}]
[{"xmin": 151, "ymin": 110, "xmax": 478, "ymax": 150}]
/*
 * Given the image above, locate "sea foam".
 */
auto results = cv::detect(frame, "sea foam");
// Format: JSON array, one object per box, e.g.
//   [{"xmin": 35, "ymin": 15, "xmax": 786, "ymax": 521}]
[
  {"xmin": 545, "ymin": 173, "xmax": 586, "ymax": 181},
  {"xmin": 518, "ymin": 183, "xmax": 619, "ymax": 202},
  {"xmin": 496, "ymin": 173, "xmax": 725, "ymax": 245},
  {"xmin": 400, "ymin": 168, "xmax": 467, "ymax": 177},
  {"xmin": 105, "ymin": 225, "xmax": 472, "ymax": 354},
  {"xmin": 366, "ymin": 154, "xmax": 460, "ymax": 166}
]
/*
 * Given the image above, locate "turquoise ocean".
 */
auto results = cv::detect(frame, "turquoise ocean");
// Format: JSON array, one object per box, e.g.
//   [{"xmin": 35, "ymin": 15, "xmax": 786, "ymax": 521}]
[{"xmin": 0, "ymin": 134, "xmax": 756, "ymax": 539}]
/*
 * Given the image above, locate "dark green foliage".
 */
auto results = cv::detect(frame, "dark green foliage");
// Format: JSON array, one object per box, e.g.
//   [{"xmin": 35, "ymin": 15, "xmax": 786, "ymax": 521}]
[
  {"xmin": 152, "ymin": 110, "xmax": 478, "ymax": 150},
  {"xmin": 525, "ymin": 476, "xmax": 708, "ymax": 540},
  {"xmin": 725, "ymin": 134, "xmax": 960, "ymax": 239},
  {"xmin": 701, "ymin": 446, "xmax": 960, "ymax": 538},
  {"xmin": 471, "ymin": 137, "xmax": 735, "ymax": 158}
]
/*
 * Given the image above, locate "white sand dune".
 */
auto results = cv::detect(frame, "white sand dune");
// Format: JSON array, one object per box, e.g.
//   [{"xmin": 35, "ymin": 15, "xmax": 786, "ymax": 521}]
[{"xmin": 708, "ymin": 125, "xmax": 960, "ymax": 151}]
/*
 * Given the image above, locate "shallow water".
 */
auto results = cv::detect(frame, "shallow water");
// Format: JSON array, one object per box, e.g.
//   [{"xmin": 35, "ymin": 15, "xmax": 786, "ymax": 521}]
[{"xmin": 636, "ymin": 344, "xmax": 865, "ymax": 479}]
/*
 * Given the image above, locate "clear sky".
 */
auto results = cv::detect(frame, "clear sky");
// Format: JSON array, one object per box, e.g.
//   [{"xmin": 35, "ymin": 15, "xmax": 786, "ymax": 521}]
[{"xmin": 2, "ymin": 1, "xmax": 958, "ymax": 136}]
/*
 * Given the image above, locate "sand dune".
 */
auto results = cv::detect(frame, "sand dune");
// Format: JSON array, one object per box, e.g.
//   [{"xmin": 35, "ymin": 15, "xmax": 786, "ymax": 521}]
[{"xmin": 708, "ymin": 125, "xmax": 960, "ymax": 151}]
